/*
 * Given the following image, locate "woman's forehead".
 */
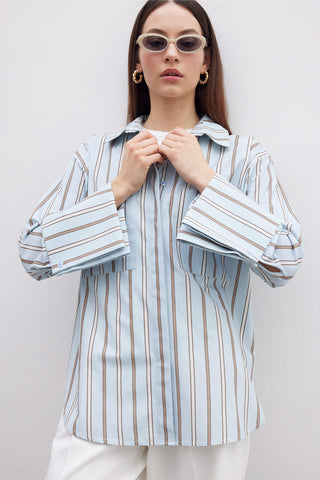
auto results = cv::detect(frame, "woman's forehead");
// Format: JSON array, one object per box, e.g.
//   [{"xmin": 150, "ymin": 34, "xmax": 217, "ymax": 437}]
[{"xmin": 141, "ymin": 4, "xmax": 202, "ymax": 35}]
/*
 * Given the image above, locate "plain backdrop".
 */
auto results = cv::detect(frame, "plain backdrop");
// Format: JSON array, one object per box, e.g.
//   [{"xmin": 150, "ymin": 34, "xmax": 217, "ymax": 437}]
[{"xmin": 1, "ymin": 0, "xmax": 319, "ymax": 478}]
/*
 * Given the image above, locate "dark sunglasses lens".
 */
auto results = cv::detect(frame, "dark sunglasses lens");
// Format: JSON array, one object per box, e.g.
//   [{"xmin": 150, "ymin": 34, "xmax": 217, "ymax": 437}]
[
  {"xmin": 143, "ymin": 36, "xmax": 167, "ymax": 51},
  {"xmin": 177, "ymin": 36, "xmax": 202, "ymax": 52}
]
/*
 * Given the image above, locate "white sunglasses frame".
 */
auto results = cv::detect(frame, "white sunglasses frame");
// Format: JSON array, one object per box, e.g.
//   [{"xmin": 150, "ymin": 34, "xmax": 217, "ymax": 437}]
[{"xmin": 136, "ymin": 33, "xmax": 207, "ymax": 53}]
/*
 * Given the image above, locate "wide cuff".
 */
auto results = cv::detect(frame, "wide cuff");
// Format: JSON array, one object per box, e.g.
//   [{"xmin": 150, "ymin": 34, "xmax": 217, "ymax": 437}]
[
  {"xmin": 41, "ymin": 183, "xmax": 130, "ymax": 276},
  {"xmin": 177, "ymin": 173, "xmax": 282, "ymax": 265}
]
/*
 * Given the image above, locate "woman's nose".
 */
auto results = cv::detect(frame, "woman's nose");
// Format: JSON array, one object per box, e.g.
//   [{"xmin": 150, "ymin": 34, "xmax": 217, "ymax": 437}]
[{"xmin": 164, "ymin": 42, "xmax": 180, "ymax": 59}]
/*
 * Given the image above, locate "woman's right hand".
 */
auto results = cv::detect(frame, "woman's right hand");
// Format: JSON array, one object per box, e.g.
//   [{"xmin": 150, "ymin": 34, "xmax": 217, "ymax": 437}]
[{"xmin": 111, "ymin": 130, "xmax": 165, "ymax": 207}]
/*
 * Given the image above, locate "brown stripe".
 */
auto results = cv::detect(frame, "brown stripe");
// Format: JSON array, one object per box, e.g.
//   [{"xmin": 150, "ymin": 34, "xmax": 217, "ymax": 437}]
[
  {"xmin": 73, "ymin": 277, "xmax": 89, "ymax": 436},
  {"xmin": 207, "ymin": 182, "xmax": 279, "ymax": 227},
  {"xmin": 199, "ymin": 188, "xmax": 278, "ymax": 238},
  {"xmin": 250, "ymin": 141, "xmax": 261, "ymax": 150},
  {"xmin": 201, "ymin": 249, "xmax": 207, "ymax": 275},
  {"xmin": 189, "ymin": 207, "xmax": 268, "ymax": 251},
  {"xmin": 185, "ymin": 272, "xmax": 196, "ymax": 444},
  {"xmin": 64, "ymin": 348, "xmax": 79, "ymax": 418},
  {"xmin": 188, "ymin": 246, "xmax": 193, "ymax": 271},
  {"xmin": 255, "ymin": 157, "xmax": 261, "ymax": 203},
  {"xmin": 106, "ymin": 138, "xmax": 116, "ymax": 183},
  {"xmin": 75, "ymin": 173, "xmax": 86, "ymax": 204},
  {"xmin": 139, "ymin": 181, "xmax": 154, "ymax": 444},
  {"xmin": 267, "ymin": 163, "xmax": 274, "ymax": 214},
  {"xmin": 238, "ymin": 138, "xmax": 252, "ymax": 188},
  {"xmin": 116, "ymin": 272, "xmax": 124, "ymax": 444},
  {"xmin": 60, "ymin": 159, "xmax": 76, "ymax": 210},
  {"xmin": 170, "ymin": 172, "xmax": 182, "ymax": 444},
  {"xmin": 86, "ymin": 275, "xmax": 99, "ymax": 441},
  {"xmin": 117, "ymin": 134, "xmax": 127, "ymax": 174},
  {"xmin": 64, "ymin": 289, "xmax": 82, "ymax": 420},
  {"xmin": 52, "ymin": 238, "xmax": 127, "ymax": 269},
  {"xmin": 250, "ymin": 333, "xmax": 262, "ymax": 428},
  {"xmin": 152, "ymin": 173, "xmax": 169, "ymax": 444},
  {"xmin": 75, "ymin": 148, "xmax": 89, "ymax": 175},
  {"xmin": 278, "ymin": 180, "xmax": 300, "ymax": 222},
  {"xmin": 216, "ymin": 144, "xmax": 224, "ymax": 174},
  {"xmin": 229, "ymin": 135, "xmax": 239, "ymax": 182},
  {"xmin": 128, "ymin": 270, "xmax": 138, "ymax": 445},
  {"xmin": 200, "ymin": 285, "xmax": 211, "ymax": 443},
  {"xmin": 221, "ymin": 255, "xmax": 227, "ymax": 288},
  {"xmin": 256, "ymin": 265, "xmax": 273, "ymax": 284},
  {"xmin": 102, "ymin": 274, "xmax": 109, "ymax": 444},
  {"xmin": 276, "ymin": 184, "xmax": 287, "ymax": 222},
  {"xmin": 20, "ymin": 258, "xmax": 50, "ymax": 266},
  {"xmin": 89, "ymin": 187, "xmax": 113, "ymax": 198},
  {"xmin": 272, "ymin": 241, "xmax": 302, "ymax": 249},
  {"xmin": 206, "ymin": 138, "xmax": 213, "ymax": 165},
  {"xmin": 46, "ymin": 185, "xmax": 63, "ymax": 217},
  {"xmin": 176, "ymin": 187, "xmax": 188, "ymax": 268},
  {"xmin": 44, "ymin": 212, "xmax": 119, "ymax": 241},
  {"xmin": 18, "ymin": 243, "xmax": 46, "ymax": 252},
  {"xmin": 231, "ymin": 261, "xmax": 242, "ymax": 316},
  {"xmin": 214, "ymin": 279, "xmax": 240, "ymax": 441},
  {"xmin": 93, "ymin": 137, "xmax": 105, "ymax": 190},
  {"xmin": 210, "ymin": 296, "xmax": 227, "ymax": 442},
  {"xmin": 42, "ymin": 195, "xmax": 114, "ymax": 228},
  {"xmin": 240, "ymin": 282, "xmax": 251, "ymax": 435},
  {"xmin": 30, "ymin": 182, "xmax": 61, "ymax": 218},
  {"xmin": 47, "ymin": 225, "xmax": 122, "ymax": 255}
]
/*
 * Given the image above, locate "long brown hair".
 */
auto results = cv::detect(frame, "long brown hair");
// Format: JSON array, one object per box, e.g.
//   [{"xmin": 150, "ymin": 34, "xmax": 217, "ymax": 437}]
[{"xmin": 127, "ymin": 0, "xmax": 232, "ymax": 134}]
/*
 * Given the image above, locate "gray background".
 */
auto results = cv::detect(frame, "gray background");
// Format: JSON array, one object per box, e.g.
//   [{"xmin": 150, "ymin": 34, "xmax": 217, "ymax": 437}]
[{"xmin": 1, "ymin": 0, "xmax": 319, "ymax": 478}]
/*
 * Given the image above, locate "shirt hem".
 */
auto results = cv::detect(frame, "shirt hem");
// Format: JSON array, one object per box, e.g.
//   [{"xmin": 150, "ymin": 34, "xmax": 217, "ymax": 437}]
[{"xmin": 63, "ymin": 419, "xmax": 265, "ymax": 446}]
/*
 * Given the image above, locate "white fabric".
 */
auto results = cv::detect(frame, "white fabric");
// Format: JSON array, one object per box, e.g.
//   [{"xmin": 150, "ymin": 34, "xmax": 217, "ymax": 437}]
[
  {"xmin": 44, "ymin": 407, "xmax": 251, "ymax": 480},
  {"xmin": 144, "ymin": 127, "xmax": 192, "ymax": 145}
]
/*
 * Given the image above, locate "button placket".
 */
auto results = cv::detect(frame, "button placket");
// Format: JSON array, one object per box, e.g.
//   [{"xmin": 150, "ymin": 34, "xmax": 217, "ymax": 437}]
[{"xmin": 159, "ymin": 162, "xmax": 168, "ymax": 196}]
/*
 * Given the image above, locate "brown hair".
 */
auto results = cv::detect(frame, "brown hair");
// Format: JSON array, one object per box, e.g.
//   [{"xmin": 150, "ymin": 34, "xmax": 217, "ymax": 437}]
[{"xmin": 127, "ymin": 0, "xmax": 232, "ymax": 134}]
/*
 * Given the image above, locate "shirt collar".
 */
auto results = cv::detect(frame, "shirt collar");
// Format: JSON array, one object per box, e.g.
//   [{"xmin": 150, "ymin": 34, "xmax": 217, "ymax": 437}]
[{"xmin": 103, "ymin": 114, "xmax": 230, "ymax": 147}]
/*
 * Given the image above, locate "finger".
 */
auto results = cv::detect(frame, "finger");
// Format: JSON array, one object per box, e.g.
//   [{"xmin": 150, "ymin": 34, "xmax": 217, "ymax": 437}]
[
  {"xmin": 136, "ymin": 137, "xmax": 159, "ymax": 149},
  {"xmin": 161, "ymin": 138, "xmax": 179, "ymax": 148},
  {"xmin": 158, "ymin": 143, "xmax": 170, "ymax": 156},
  {"xmin": 167, "ymin": 129, "xmax": 195, "ymax": 138},
  {"xmin": 132, "ymin": 129, "xmax": 157, "ymax": 142},
  {"xmin": 145, "ymin": 153, "xmax": 165, "ymax": 166},
  {"xmin": 139, "ymin": 144, "xmax": 161, "ymax": 157},
  {"xmin": 168, "ymin": 126, "xmax": 189, "ymax": 136}
]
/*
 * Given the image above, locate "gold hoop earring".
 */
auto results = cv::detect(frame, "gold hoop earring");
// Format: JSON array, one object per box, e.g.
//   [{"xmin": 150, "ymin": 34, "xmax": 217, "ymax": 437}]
[
  {"xmin": 133, "ymin": 69, "xmax": 143, "ymax": 84},
  {"xmin": 199, "ymin": 71, "xmax": 209, "ymax": 85}
]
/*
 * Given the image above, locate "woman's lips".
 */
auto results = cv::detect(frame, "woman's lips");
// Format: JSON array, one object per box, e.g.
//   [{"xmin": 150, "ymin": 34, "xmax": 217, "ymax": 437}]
[{"xmin": 160, "ymin": 75, "xmax": 183, "ymax": 81}]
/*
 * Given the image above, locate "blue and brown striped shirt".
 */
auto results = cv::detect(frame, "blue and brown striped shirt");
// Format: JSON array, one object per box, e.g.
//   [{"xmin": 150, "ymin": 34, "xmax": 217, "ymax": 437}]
[{"xmin": 18, "ymin": 114, "xmax": 303, "ymax": 446}]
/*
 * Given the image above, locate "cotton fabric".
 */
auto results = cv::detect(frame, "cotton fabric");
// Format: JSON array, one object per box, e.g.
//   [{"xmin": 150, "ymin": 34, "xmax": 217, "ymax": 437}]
[
  {"xmin": 18, "ymin": 114, "xmax": 303, "ymax": 446},
  {"xmin": 44, "ymin": 406, "xmax": 251, "ymax": 480}
]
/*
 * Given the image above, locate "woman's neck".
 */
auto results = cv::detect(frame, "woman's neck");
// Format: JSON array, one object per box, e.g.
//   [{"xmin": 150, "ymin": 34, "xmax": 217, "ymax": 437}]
[{"xmin": 142, "ymin": 96, "xmax": 200, "ymax": 131}]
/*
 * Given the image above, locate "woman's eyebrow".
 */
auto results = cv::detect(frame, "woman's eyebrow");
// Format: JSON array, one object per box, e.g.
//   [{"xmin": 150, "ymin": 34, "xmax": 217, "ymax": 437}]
[{"xmin": 146, "ymin": 28, "xmax": 200, "ymax": 35}]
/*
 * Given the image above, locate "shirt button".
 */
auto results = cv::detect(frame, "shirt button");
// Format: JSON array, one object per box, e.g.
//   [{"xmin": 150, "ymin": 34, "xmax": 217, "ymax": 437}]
[{"xmin": 160, "ymin": 181, "xmax": 166, "ymax": 187}]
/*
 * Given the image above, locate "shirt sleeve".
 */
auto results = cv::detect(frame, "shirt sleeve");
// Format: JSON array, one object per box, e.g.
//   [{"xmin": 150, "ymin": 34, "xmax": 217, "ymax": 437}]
[
  {"xmin": 176, "ymin": 139, "xmax": 303, "ymax": 287},
  {"xmin": 18, "ymin": 137, "xmax": 130, "ymax": 281}
]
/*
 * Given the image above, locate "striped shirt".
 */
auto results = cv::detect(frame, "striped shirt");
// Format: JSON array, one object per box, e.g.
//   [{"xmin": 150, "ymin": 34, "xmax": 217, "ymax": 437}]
[{"xmin": 18, "ymin": 114, "xmax": 303, "ymax": 446}]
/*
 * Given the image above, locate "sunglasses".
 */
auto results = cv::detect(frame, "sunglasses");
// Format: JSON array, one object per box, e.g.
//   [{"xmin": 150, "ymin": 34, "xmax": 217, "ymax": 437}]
[{"xmin": 136, "ymin": 33, "xmax": 207, "ymax": 53}]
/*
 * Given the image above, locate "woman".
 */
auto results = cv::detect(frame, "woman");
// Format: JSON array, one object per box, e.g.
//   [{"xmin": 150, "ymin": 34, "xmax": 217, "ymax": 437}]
[{"xmin": 18, "ymin": 1, "xmax": 303, "ymax": 479}]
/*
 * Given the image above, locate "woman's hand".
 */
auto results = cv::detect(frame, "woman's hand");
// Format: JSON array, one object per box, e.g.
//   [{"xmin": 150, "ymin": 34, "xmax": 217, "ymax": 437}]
[
  {"xmin": 159, "ymin": 127, "xmax": 216, "ymax": 192},
  {"xmin": 111, "ymin": 130, "xmax": 165, "ymax": 207}
]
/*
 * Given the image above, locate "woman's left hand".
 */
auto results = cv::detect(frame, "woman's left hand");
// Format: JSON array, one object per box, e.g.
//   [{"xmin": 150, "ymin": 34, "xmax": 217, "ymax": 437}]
[{"xmin": 158, "ymin": 127, "xmax": 216, "ymax": 193}]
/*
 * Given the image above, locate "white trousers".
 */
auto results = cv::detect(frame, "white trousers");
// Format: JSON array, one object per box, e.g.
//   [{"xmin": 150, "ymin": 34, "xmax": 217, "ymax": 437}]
[{"xmin": 44, "ymin": 408, "xmax": 251, "ymax": 480}]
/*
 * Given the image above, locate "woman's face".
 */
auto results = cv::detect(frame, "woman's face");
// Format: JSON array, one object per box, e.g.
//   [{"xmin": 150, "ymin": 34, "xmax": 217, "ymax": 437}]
[{"xmin": 136, "ymin": 3, "xmax": 210, "ymax": 100}]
